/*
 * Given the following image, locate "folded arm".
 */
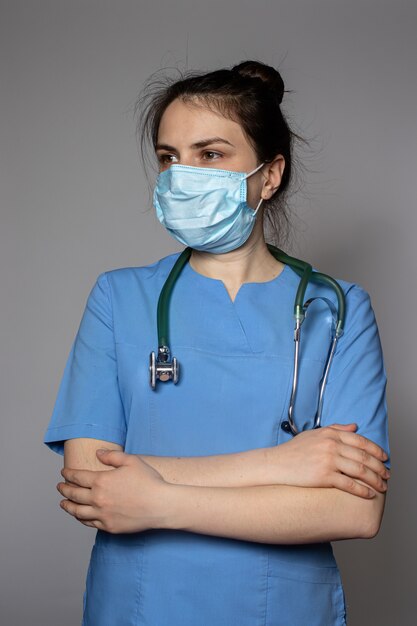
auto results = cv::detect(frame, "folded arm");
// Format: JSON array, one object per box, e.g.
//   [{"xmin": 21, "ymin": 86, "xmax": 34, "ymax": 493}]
[
  {"xmin": 147, "ymin": 426, "xmax": 389, "ymax": 542},
  {"xmin": 140, "ymin": 424, "xmax": 389, "ymax": 498},
  {"xmin": 62, "ymin": 425, "xmax": 388, "ymax": 541},
  {"xmin": 160, "ymin": 481, "xmax": 386, "ymax": 543}
]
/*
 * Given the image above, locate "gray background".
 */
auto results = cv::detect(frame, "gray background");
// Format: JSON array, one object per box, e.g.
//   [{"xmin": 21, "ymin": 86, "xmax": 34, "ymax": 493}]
[{"xmin": 1, "ymin": 1, "xmax": 416, "ymax": 624}]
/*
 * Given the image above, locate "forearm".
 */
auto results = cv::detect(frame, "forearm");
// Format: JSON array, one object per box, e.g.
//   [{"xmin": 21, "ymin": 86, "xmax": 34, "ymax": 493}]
[
  {"xmin": 160, "ymin": 482, "xmax": 386, "ymax": 544},
  {"xmin": 139, "ymin": 446, "xmax": 271, "ymax": 487},
  {"xmin": 139, "ymin": 428, "xmax": 389, "ymax": 497}
]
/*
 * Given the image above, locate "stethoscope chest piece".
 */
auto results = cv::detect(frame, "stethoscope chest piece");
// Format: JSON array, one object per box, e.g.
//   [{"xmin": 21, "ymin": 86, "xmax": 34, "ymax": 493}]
[
  {"xmin": 149, "ymin": 347, "xmax": 179, "ymax": 390},
  {"xmin": 148, "ymin": 245, "xmax": 346, "ymax": 434}
]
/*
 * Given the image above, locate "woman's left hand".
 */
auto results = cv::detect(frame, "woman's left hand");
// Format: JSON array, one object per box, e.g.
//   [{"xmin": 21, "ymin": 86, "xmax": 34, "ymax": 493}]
[{"xmin": 57, "ymin": 449, "xmax": 170, "ymax": 534}]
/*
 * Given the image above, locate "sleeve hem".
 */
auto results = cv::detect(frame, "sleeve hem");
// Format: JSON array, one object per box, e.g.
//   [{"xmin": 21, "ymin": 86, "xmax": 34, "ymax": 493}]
[{"xmin": 43, "ymin": 423, "xmax": 126, "ymax": 456}]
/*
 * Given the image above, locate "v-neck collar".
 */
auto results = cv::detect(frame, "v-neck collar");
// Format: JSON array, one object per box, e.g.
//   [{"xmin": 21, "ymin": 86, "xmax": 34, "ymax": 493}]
[
  {"xmin": 167, "ymin": 256, "xmax": 296, "ymax": 356},
  {"xmin": 183, "ymin": 258, "xmax": 291, "ymax": 304}
]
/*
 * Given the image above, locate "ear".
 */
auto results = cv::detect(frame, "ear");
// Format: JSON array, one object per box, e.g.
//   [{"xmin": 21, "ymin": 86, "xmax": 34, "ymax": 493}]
[{"xmin": 261, "ymin": 155, "xmax": 285, "ymax": 200}]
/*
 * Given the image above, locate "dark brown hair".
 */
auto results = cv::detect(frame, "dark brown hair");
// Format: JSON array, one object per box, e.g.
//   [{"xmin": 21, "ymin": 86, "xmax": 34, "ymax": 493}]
[{"xmin": 134, "ymin": 60, "xmax": 307, "ymax": 246}]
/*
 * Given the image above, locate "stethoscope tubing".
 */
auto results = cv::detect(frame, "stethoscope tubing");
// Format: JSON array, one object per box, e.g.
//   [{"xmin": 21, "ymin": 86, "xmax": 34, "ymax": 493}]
[
  {"xmin": 157, "ymin": 247, "xmax": 192, "ymax": 350},
  {"xmin": 151, "ymin": 245, "xmax": 347, "ymax": 437}
]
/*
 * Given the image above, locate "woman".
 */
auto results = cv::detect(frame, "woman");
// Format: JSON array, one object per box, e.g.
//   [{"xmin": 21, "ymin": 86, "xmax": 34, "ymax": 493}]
[{"xmin": 44, "ymin": 60, "xmax": 390, "ymax": 626}]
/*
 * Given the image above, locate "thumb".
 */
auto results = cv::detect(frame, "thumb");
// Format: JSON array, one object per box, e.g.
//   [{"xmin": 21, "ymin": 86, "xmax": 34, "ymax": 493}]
[
  {"xmin": 328, "ymin": 423, "xmax": 358, "ymax": 432},
  {"xmin": 96, "ymin": 448, "xmax": 129, "ymax": 467}
]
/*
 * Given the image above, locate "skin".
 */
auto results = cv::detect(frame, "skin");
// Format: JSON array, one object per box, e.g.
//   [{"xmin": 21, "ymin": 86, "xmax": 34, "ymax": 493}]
[
  {"xmin": 57, "ymin": 97, "xmax": 390, "ymax": 540},
  {"xmin": 155, "ymin": 97, "xmax": 286, "ymax": 302}
]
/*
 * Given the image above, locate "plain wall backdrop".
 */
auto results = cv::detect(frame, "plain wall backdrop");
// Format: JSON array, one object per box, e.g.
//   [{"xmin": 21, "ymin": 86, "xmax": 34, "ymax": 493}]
[{"xmin": 1, "ymin": 1, "xmax": 416, "ymax": 624}]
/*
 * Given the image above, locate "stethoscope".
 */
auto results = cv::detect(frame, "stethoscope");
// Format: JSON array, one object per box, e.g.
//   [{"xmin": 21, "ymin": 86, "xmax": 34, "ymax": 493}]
[{"xmin": 149, "ymin": 245, "xmax": 346, "ymax": 436}]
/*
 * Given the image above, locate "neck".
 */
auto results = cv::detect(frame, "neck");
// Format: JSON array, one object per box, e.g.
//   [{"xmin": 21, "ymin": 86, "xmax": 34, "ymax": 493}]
[{"xmin": 189, "ymin": 226, "xmax": 285, "ymax": 291}]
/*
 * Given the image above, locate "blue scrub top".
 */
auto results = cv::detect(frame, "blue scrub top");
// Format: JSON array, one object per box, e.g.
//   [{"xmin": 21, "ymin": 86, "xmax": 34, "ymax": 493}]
[{"xmin": 44, "ymin": 252, "xmax": 390, "ymax": 626}]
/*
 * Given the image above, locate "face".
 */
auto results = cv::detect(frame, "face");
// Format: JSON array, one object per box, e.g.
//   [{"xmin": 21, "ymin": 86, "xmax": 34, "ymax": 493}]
[{"xmin": 155, "ymin": 97, "xmax": 285, "ymax": 210}]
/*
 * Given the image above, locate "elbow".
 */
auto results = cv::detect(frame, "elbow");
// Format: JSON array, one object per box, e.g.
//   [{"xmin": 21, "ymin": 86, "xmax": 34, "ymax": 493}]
[
  {"xmin": 360, "ymin": 513, "xmax": 382, "ymax": 539},
  {"xmin": 357, "ymin": 492, "xmax": 386, "ymax": 539}
]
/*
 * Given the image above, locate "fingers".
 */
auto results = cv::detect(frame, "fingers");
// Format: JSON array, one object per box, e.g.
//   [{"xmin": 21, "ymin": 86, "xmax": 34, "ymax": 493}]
[
  {"xmin": 57, "ymin": 481, "xmax": 92, "ymax": 505},
  {"xmin": 336, "ymin": 430, "xmax": 389, "ymax": 463},
  {"xmin": 335, "ymin": 455, "xmax": 388, "ymax": 494},
  {"xmin": 79, "ymin": 520, "xmax": 99, "ymax": 528},
  {"xmin": 59, "ymin": 499, "xmax": 97, "ymax": 521},
  {"xmin": 60, "ymin": 499, "xmax": 108, "ymax": 532},
  {"xmin": 58, "ymin": 482, "xmax": 107, "ymax": 529},
  {"xmin": 80, "ymin": 519, "xmax": 108, "ymax": 530},
  {"xmin": 326, "ymin": 425, "xmax": 389, "ymax": 464},
  {"xmin": 332, "ymin": 474, "xmax": 377, "ymax": 499},
  {"xmin": 338, "ymin": 443, "xmax": 390, "ymax": 481},
  {"xmin": 328, "ymin": 423, "xmax": 357, "ymax": 432},
  {"xmin": 326, "ymin": 428, "xmax": 390, "ymax": 492},
  {"xmin": 61, "ymin": 467, "xmax": 96, "ymax": 487},
  {"xmin": 96, "ymin": 449, "xmax": 129, "ymax": 467}
]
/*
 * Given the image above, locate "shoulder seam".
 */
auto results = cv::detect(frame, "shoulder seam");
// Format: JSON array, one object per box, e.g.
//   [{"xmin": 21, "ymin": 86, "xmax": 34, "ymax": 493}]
[{"xmin": 100, "ymin": 272, "xmax": 116, "ymax": 338}]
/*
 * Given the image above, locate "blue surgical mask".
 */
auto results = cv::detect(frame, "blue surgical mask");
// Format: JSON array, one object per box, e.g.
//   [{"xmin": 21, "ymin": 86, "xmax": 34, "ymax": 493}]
[{"xmin": 153, "ymin": 162, "xmax": 265, "ymax": 254}]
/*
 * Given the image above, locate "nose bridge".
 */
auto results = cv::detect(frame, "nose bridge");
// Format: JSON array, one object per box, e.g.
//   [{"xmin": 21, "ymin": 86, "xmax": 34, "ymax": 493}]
[
  {"xmin": 177, "ymin": 148, "xmax": 197, "ymax": 167},
  {"xmin": 172, "ymin": 137, "xmax": 195, "ymax": 166},
  {"xmin": 156, "ymin": 137, "xmax": 194, "ymax": 168}
]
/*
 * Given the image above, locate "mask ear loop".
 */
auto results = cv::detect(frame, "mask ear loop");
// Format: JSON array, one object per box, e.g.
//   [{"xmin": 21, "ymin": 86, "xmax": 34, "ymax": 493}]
[
  {"xmin": 253, "ymin": 197, "xmax": 263, "ymax": 215},
  {"xmin": 245, "ymin": 162, "xmax": 266, "ymax": 178},
  {"xmin": 245, "ymin": 161, "xmax": 266, "ymax": 215},
  {"xmin": 244, "ymin": 162, "xmax": 266, "ymax": 216}
]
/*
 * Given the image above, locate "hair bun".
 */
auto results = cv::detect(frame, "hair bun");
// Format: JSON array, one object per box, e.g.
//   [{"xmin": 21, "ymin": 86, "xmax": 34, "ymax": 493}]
[{"xmin": 231, "ymin": 60, "xmax": 285, "ymax": 104}]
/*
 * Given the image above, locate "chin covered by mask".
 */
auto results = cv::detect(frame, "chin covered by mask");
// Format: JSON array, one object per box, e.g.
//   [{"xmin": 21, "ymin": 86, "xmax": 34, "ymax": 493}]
[{"xmin": 153, "ymin": 162, "xmax": 264, "ymax": 253}]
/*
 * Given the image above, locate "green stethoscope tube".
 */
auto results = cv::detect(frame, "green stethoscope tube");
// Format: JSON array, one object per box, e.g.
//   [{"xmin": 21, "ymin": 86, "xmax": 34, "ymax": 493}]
[
  {"xmin": 150, "ymin": 245, "xmax": 347, "ymax": 437},
  {"xmin": 157, "ymin": 247, "xmax": 192, "ymax": 349},
  {"xmin": 266, "ymin": 244, "xmax": 346, "ymax": 335}
]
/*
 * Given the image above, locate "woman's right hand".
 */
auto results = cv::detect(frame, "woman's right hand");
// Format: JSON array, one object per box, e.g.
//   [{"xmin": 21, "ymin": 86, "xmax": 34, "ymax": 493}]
[{"xmin": 268, "ymin": 423, "xmax": 390, "ymax": 499}]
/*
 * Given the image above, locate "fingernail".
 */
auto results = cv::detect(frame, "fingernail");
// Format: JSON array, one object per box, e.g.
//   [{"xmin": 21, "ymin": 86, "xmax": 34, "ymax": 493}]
[
  {"xmin": 96, "ymin": 449, "xmax": 107, "ymax": 454},
  {"xmin": 368, "ymin": 489, "xmax": 376, "ymax": 498}
]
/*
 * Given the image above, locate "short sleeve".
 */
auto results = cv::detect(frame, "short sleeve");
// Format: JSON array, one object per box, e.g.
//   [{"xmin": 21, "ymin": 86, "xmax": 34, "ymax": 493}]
[
  {"xmin": 320, "ymin": 285, "xmax": 391, "ymax": 468},
  {"xmin": 43, "ymin": 272, "xmax": 127, "ymax": 456}
]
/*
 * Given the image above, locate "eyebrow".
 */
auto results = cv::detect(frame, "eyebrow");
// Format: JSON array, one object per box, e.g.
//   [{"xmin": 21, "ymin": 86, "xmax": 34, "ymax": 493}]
[{"xmin": 155, "ymin": 137, "xmax": 235, "ymax": 151}]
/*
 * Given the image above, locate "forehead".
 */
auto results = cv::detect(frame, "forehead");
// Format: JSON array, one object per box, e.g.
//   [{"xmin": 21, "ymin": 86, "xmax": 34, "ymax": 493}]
[{"xmin": 157, "ymin": 97, "xmax": 249, "ymax": 146}]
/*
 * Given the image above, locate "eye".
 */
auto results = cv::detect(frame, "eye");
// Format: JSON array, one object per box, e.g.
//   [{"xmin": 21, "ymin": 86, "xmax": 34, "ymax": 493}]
[
  {"xmin": 202, "ymin": 150, "xmax": 222, "ymax": 161},
  {"xmin": 157, "ymin": 153, "xmax": 178, "ymax": 165}
]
